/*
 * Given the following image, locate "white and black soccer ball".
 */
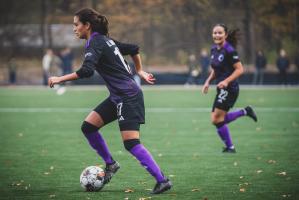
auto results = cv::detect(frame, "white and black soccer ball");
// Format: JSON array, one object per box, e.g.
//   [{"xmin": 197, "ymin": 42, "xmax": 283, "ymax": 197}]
[{"xmin": 80, "ymin": 166, "xmax": 105, "ymax": 192}]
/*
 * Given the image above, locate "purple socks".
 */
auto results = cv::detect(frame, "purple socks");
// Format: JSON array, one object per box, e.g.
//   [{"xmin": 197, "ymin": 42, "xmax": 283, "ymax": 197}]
[
  {"xmin": 225, "ymin": 109, "xmax": 245, "ymax": 124},
  {"xmin": 83, "ymin": 131, "xmax": 114, "ymax": 165},
  {"xmin": 217, "ymin": 124, "xmax": 233, "ymax": 148},
  {"xmin": 129, "ymin": 144, "xmax": 165, "ymax": 183}
]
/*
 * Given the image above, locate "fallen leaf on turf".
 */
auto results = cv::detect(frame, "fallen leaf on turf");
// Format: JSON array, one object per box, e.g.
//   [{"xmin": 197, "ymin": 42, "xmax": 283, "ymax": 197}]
[
  {"xmin": 125, "ymin": 189, "xmax": 134, "ymax": 193},
  {"xmin": 169, "ymin": 174, "xmax": 175, "ymax": 177},
  {"xmin": 44, "ymin": 172, "xmax": 50, "ymax": 175},
  {"xmin": 256, "ymin": 170, "xmax": 263, "ymax": 174},
  {"xmin": 239, "ymin": 188, "xmax": 246, "ymax": 192},
  {"xmin": 268, "ymin": 160, "xmax": 276, "ymax": 164},
  {"xmin": 18, "ymin": 133, "xmax": 23, "ymax": 137},
  {"xmin": 240, "ymin": 176, "xmax": 244, "ymax": 179},
  {"xmin": 49, "ymin": 194, "xmax": 56, "ymax": 198},
  {"xmin": 256, "ymin": 157, "xmax": 262, "ymax": 160},
  {"xmin": 139, "ymin": 197, "xmax": 151, "ymax": 200},
  {"xmin": 50, "ymin": 166, "xmax": 54, "ymax": 170},
  {"xmin": 145, "ymin": 189, "xmax": 152, "ymax": 191},
  {"xmin": 158, "ymin": 153, "xmax": 163, "ymax": 157},
  {"xmin": 124, "ymin": 198, "xmax": 129, "ymax": 200},
  {"xmin": 282, "ymin": 194, "xmax": 291, "ymax": 198},
  {"xmin": 234, "ymin": 162, "xmax": 238, "ymax": 166},
  {"xmin": 191, "ymin": 188, "xmax": 200, "ymax": 192},
  {"xmin": 138, "ymin": 181, "xmax": 147, "ymax": 185},
  {"xmin": 277, "ymin": 171, "xmax": 287, "ymax": 176}
]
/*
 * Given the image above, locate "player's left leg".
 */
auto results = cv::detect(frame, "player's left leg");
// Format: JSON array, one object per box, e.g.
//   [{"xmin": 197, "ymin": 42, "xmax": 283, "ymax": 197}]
[
  {"xmin": 225, "ymin": 106, "xmax": 258, "ymax": 124},
  {"xmin": 224, "ymin": 109, "xmax": 246, "ymax": 124},
  {"xmin": 121, "ymin": 130, "xmax": 172, "ymax": 194}
]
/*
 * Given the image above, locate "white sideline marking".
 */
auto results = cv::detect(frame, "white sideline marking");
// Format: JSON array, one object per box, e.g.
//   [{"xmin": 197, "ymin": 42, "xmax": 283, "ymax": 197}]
[{"xmin": 0, "ymin": 107, "xmax": 299, "ymax": 113}]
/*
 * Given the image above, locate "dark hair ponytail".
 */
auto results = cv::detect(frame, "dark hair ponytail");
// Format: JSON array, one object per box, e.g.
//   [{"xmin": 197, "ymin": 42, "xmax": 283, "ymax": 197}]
[
  {"xmin": 75, "ymin": 8, "xmax": 109, "ymax": 36},
  {"xmin": 214, "ymin": 23, "xmax": 240, "ymax": 47}
]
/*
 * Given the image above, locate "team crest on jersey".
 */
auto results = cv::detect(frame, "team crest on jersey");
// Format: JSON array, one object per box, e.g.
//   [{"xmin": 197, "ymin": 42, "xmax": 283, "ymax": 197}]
[
  {"xmin": 218, "ymin": 54, "xmax": 224, "ymax": 62},
  {"xmin": 85, "ymin": 52, "xmax": 92, "ymax": 58}
]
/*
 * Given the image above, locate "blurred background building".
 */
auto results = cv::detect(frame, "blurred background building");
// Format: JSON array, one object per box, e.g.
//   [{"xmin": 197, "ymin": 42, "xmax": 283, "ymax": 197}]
[{"xmin": 0, "ymin": 0, "xmax": 298, "ymax": 85}]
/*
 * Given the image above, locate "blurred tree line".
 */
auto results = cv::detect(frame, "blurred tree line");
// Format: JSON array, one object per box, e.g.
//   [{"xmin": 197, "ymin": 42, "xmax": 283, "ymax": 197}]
[{"xmin": 0, "ymin": 0, "xmax": 298, "ymax": 65}]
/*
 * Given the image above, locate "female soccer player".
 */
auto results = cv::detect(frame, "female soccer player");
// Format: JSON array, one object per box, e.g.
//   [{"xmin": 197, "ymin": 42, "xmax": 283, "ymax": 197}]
[
  {"xmin": 202, "ymin": 24, "xmax": 258, "ymax": 153},
  {"xmin": 48, "ymin": 8, "xmax": 172, "ymax": 194}
]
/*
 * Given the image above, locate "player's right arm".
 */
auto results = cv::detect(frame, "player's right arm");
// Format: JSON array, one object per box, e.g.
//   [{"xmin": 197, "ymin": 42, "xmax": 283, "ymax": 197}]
[
  {"xmin": 49, "ymin": 41, "xmax": 102, "ymax": 88},
  {"xmin": 48, "ymin": 72, "xmax": 79, "ymax": 88},
  {"xmin": 202, "ymin": 69, "xmax": 215, "ymax": 94}
]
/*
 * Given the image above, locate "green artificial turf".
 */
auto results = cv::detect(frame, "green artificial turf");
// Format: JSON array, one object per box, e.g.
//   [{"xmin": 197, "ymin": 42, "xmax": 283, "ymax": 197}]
[{"xmin": 0, "ymin": 86, "xmax": 298, "ymax": 200}]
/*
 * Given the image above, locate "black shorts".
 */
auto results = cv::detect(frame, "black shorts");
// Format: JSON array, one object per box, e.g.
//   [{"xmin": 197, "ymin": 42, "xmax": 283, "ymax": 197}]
[
  {"xmin": 93, "ymin": 91, "xmax": 145, "ymax": 131},
  {"xmin": 212, "ymin": 87, "xmax": 239, "ymax": 112}
]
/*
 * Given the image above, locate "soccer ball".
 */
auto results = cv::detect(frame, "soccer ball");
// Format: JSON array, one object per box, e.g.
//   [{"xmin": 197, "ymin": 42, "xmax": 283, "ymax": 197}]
[{"xmin": 80, "ymin": 166, "xmax": 105, "ymax": 192}]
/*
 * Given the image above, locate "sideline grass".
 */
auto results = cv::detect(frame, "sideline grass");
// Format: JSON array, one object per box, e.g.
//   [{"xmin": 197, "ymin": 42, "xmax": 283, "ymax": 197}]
[{"xmin": 0, "ymin": 86, "xmax": 298, "ymax": 200}]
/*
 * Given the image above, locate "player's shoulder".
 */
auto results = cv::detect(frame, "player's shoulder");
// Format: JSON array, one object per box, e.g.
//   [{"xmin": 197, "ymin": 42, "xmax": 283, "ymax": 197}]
[
  {"xmin": 88, "ymin": 34, "xmax": 108, "ymax": 49},
  {"xmin": 210, "ymin": 44, "xmax": 218, "ymax": 53},
  {"xmin": 223, "ymin": 42, "xmax": 237, "ymax": 53}
]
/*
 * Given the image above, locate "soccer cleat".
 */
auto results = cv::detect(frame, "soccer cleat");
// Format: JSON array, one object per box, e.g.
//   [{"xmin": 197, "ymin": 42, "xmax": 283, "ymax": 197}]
[
  {"xmin": 151, "ymin": 178, "xmax": 172, "ymax": 194},
  {"xmin": 222, "ymin": 147, "xmax": 236, "ymax": 153},
  {"xmin": 245, "ymin": 106, "xmax": 258, "ymax": 122},
  {"xmin": 103, "ymin": 161, "xmax": 120, "ymax": 184}
]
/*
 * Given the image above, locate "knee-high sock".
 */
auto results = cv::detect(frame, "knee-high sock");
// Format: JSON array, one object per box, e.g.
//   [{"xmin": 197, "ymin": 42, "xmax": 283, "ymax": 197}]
[
  {"xmin": 217, "ymin": 124, "xmax": 233, "ymax": 148},
  {"xmin": 225, "ymin": 109, "xmax": 245, "ymax": 124},
  {"xmin": 83, "ymin": 131, "xmax": 114, "ymax": 165},
  {"xmin": 129, "ymin": 144, "xmax": 165, "ymax": 183}
]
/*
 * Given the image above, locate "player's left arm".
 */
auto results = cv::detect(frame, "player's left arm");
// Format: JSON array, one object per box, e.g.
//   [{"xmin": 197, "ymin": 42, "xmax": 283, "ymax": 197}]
[
  {"xmin": 131, "ymin": 54, "xmax": 155, "ymax": 84},
  {"xmin": 114, "ymin": 39, "xmax": 155, "ymax": 84},
  {"xmin": 113, "ymin": 40, "xmax": 139, "ymax": 56}
]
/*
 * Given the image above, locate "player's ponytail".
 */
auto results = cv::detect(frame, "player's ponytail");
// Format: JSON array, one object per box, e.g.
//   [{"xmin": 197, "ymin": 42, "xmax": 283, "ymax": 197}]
[
  {"xmin": 95, "ymin": 14, "xmax": 109, "ymax": 36},
  {"xmin": 226, "ymin": 28, "xmax": 240, "ymax": 48},
  {"xmin": 75, "ymin": 8, "xmax": 109, "ymax": 36},
  {"xmin": 214, "ymin": 23, "xmax": 240, "ymax": 48}
]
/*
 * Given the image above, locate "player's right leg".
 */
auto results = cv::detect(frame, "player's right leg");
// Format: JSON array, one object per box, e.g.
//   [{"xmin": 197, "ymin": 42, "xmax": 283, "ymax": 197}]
[
  {"xmin": 212, "ymin": 108, "xmax": 236, "ymax": 152},
  {"xmin": 81, "ymin": 98, "xmax": 120, "ymax": 184}
]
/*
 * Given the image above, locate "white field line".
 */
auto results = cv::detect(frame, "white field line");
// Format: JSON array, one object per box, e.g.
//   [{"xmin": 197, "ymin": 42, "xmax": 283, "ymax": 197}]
[
  {"xmin": 0, "ymin": 107, "xmax": 299, "ymax": 113},
  {"xmin": 1, "ymin": 85, "xmax": 299, "ymax": 91}
]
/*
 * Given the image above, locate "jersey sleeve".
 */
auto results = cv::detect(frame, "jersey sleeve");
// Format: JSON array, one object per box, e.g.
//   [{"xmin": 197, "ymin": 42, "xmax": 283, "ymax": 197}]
[
  {"xmin": 229, "ymin": 50, "xmax": 240, "ymax": 65},
  {"xmin": 113, "ymin": 39, "xmax": 139, "ymax": 56},
  {"xmin": 76, "ymin": 42, "xmax": 103, "ymax": 78}
]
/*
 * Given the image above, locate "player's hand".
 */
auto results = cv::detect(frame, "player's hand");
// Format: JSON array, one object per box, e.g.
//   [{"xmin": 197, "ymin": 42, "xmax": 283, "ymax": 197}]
[
  {"xmin": 217, "ymin": 80, "xmax": 228, "ymax": 89},
  {"xmin": 138, "ymin": 70, "xmax": 156, "ymax": 84},
  {"xmin": 48, "ymin": 76, "xmax": 62, "ymax": 88},
  {"xmin": 202, "ymin": 82, "xmax": 209, "ymax": 94}
]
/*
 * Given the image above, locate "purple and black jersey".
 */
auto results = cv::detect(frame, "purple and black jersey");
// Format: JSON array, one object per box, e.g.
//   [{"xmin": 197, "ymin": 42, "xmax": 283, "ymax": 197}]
[
  {"xmin": 76, "ymin": 32, "xmax": 141, "ymax": 103},
  {"xmin": 210, "ymin": 42, "xmax": 240, "ymax": 89}
]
